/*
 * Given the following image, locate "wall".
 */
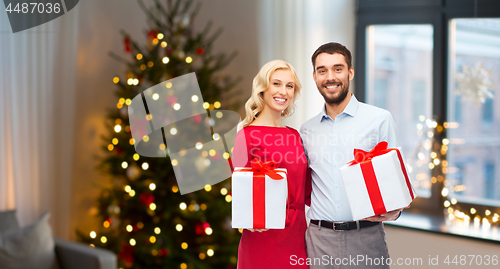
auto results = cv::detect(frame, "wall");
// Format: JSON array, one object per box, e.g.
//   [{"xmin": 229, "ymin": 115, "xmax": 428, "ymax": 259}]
[{"xmin": 386, "ymin": 225, "xmax": 500, "ymax": 268}]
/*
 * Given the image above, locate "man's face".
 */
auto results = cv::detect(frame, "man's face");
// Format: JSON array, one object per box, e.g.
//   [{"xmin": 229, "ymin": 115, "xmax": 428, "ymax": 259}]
[{"xmin": 313, "ymin": 53, "xmax": 354, "ymax": 105}]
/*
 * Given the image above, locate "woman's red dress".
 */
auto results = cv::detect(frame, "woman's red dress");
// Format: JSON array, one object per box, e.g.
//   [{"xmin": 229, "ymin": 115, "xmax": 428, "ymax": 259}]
[{"xmin": 232, "ymin": 125, "xmax": 310, "ymax": 268}]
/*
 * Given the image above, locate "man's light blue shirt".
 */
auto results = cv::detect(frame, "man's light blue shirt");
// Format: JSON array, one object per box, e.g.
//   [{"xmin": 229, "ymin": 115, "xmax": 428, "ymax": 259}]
[{"xmin": 300, "ymin": 94, "xmax": 401, "ymax": 221}]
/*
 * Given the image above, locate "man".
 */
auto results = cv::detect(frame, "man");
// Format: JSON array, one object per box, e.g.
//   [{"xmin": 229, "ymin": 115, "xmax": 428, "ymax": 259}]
[{"xmin": 300, "ymin": 42, "xmax": 404, "ymax": 269}]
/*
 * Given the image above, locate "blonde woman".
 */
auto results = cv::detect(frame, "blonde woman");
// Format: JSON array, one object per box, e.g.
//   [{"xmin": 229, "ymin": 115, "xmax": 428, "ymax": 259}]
[{"xmin": 232, "ymin": 60, "xmax": 310, "ymax": 268}]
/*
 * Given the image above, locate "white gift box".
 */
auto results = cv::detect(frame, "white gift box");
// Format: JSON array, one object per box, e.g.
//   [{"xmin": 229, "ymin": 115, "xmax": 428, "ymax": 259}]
[
  {"xmin": 231, "ymin": 167, "xmax": 288, "ymax": 229},
  {"xmin": 340, "ymin": 148, "xmax": 416, "ymax": 220}
]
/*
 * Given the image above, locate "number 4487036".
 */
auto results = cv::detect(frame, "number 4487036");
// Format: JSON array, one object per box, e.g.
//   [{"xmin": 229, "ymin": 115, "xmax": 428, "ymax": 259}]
[
  {"xmin": 6, "ymin": 3, "xmax": 61, "ymax": 14},
  {"xmin": 443, "ymin": 255, "xmax": 498, "ymax": 266}
]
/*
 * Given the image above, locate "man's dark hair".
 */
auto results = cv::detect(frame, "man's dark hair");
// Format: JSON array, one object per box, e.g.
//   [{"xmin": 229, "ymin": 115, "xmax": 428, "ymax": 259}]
[{"xmin": 311, "ymin": 42, "xmax": 352, "ymax": 71}]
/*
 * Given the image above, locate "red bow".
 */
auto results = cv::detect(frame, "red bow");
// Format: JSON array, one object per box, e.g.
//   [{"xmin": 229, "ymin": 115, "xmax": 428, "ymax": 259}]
[
  {"xmin": 349, "ymin": 141, "xmax": 391, "ymax": 165},
  {"xmin": 249, "ymin": 158, "xmax": 283, "ymax": 180}
]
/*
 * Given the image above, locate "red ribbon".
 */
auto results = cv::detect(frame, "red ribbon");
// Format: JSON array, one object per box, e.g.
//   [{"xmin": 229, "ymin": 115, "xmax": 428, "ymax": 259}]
[
  {"xmin": 234, "ymin": 158, "xmax": 286, "ymax": 229},
  {"xmin": 349, "ymin": 142, "xmax": 415, "ymax": 215}
]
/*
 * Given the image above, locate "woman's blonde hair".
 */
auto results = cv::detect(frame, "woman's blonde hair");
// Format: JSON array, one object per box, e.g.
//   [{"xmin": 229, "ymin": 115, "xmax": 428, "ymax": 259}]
[{"xmin": 237, "ymin": 60, "xmax": 302, "ymax": 131}]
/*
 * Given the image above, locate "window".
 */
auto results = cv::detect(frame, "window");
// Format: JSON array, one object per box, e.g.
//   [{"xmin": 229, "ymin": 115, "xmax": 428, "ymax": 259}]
[
  {"xmin": 447, "ymin": 18, "xmax": 500, "ymax": 206},
  {"xmin": 356, "ymin": 0, "xmax": 500, "ymax": 240},
  {"xmin": 482, "ymin": 98, "xmax": 494, "ymax": 125},
  {"xmin": 484, "ymin": 163, "xmax": 495, "ymax": 200},
  {"xmin": 366, "ymin": 24, "xmax": 434, "ymax": 198}
]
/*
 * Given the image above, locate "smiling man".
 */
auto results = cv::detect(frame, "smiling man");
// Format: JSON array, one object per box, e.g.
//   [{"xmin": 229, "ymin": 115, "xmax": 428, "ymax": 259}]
[{"xmin": 300, "ymin": 42, "xmax": 405, "ymax": 269}]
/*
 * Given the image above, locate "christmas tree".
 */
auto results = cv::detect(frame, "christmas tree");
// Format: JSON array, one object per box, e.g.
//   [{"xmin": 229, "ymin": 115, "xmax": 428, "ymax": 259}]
[{"xmin": 77, "ymin": 0, "xmax": 241, "ymax": 268}]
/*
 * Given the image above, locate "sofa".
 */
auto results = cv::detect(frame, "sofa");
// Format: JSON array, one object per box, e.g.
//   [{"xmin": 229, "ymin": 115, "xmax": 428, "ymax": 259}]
[{"xmin": 0, "ymin": 210, "xmax": 117, "ymax": 269}]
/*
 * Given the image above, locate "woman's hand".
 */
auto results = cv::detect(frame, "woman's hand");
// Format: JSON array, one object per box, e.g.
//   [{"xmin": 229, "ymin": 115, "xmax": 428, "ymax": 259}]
[{"xmin": 248, "ymin": 228, "xmax": 269, "ymax": 232}]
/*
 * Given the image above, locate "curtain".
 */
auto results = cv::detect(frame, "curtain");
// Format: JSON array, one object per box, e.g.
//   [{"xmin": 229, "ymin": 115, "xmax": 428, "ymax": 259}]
[{"xmin": 0, "ymin": 8, "xmax": 79, "ymax": 239}]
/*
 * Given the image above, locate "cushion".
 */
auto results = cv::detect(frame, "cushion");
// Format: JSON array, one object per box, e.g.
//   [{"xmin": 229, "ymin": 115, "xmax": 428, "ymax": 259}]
[
  {"xmin": 0, "ymin": 210, "xmax": 19, "ymax": 232},
  {"xmin": 0, "ymin": 211, "xmax": 60, "ymax": 269}
]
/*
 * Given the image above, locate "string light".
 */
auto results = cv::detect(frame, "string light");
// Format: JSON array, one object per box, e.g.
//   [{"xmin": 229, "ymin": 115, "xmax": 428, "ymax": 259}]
[
  {"xmin": 185, "ymin": 56, "xmax": 193, "ymax": 63},
  {"xmin": 191, "ymin": 95, "xmax": 199, "ymax": 102},
  {"xmin": 203, "ymin": 102, "xmax": 209, "ymax": 109},
  {"xmin": 161, "ymin": 41, "xmax": 167, "ymax": 47},
  {"xmin": 223, "ymin": 152, "xmax": 230, "ymax": 159},
  {"xmin": 204, "ymin": 185, "xmax": 212, "ymax": 192},
  {"xmin": 113, "ymin": 77, "xmax": 119, "ymax": 83},
  {"xmin": 154, "ymin": 227, "xmax": 161, "ymax": 234},
  {"xmin": 136, "ymin": 54, "xmax": 143, "ymax": 60},
  {"xmin": 216, "ymin": 111, "xmax": 223, "ymax": 118},
  {"xmin": 180, "ymin": 263, "xmax": 187, "ymax": 269},
  {"xmin": 130, "ymin": 238, "xmax": 136, "ymax": 246},
  {"xmin": 181, "ymin": 242, "xmax": 188, "ymax": 249},
  {"xmin": 101, "ymin": 236, "xmax": 107, "ymax": 243},
  {"xmin": 225, "ymin": 195, "xmax": 232, "ymax": 202},
  {"xmin": 171, "ymin": 159, "xmax": 178, "ymax": 166},
  {"xmin": 129, "ymin": 190, "xmax": 136, "ymax": 197},
  {"xmin": 142, "ymin": 162, "xmax": 149, "ymax": 170},
  {"xmin": 162, "ymin": 57, "xmax": 170, "ymax": 64},
  {"xmin": 150, "ymin": 236, "xmax": 156, "ymax": 243},
  {"xmin": 133, "ymin": 154, "xmax": 139, "ymax": 161},
  {"xmin": 209, "ymin": 150, "xmax": 216, "ymax": 156},
  {"xmin": 172, "ymin": 186, "xmax": 179, "ymax": 193},
  {"xmin": 207, "ymin": 249, "xmax": 214, "ymax": 256},
  {"xmin": 220, "ymin": 188, "xmax": 228, "ymax": 195},
  {"xmin": 126, "ymin": 225, "xmax": 133, "ymax": 232},
  {"xmin": 149, "ymin": 183, "xmax": 156, "ymax": 191},
  {"xmin": 170, "ymin": 128, "xmax": 177, "ymax": 135},
  {"xmin": 122, "ymin": 161, "xmax": 128, "ymax": 169},
  {"xmin": 90, "ymin": 231, "xmax": 96, "ymax": 238},
  {"xmin": 214, "ymin": 101, "xmax": 221, "ymax": 108},
  {"xmin": 152, "ymin": 93, "xmax": 159, "ymax": 100},
  {"xmin": 173, "ymin": 103, "xmax": 181, "ymax": 110},
  {"xmin": 176, "ymin": 224, "xmax": 183, "ymax": 231},
  {"xmin": 108, "ymin": 144, "xmax": 114, "ymax": 151},
  {"xmin": 150, "ymin": 203, "xmax": 156, "ymax": 210},
  {"xmin": 114, "ymin": 125, "xmax": 122, "ymax": 133},
  {"xmin": 179, "ymin": 202, "xmax": 187, "ymax": 210},
  {"xmin": 195, "ymin": 142, "xmax": 203, "ymax": 149},
  {"xmin": 205, "ymin": 227, "xmax": 213, "ymax": 235}
]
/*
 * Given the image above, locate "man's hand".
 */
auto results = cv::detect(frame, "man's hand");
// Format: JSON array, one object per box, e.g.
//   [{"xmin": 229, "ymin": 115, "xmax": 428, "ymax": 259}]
[
  {"xmin": 248, "ymin": 228, "xmax": 269, "ymax": 232},
  {"xmin": 362, "ymin": 205, "xmax": 410, "ymax": 222}
]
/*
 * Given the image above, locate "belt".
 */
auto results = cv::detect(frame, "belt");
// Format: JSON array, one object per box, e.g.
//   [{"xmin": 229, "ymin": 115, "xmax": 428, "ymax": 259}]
[{"xmin": 310, "ymin": 219, "xmax": 379, "ymax": 231}]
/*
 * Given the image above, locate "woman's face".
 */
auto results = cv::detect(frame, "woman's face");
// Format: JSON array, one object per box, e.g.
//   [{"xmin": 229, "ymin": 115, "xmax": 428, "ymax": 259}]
[{"xmin": 262, "ymin": 69, "xmax": 295, "ymax": 114}]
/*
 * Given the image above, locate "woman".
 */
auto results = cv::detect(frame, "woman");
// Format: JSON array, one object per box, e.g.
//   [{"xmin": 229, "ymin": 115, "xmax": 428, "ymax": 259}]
[{"xmin": 232, "ymin": 60, "xmax": 310, "ymax": 268}]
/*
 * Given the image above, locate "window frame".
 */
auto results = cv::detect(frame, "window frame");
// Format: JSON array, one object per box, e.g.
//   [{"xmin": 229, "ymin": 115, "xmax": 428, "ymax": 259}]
[{"xmin": 355, "ymin": 0, "xmax": 500, "ymax": 218}]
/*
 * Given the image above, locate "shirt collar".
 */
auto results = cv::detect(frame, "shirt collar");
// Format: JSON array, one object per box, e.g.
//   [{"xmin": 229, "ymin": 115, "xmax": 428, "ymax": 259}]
[{"xmin": 319, "ymin": 94, "xmax": 359, "ymax": 122}]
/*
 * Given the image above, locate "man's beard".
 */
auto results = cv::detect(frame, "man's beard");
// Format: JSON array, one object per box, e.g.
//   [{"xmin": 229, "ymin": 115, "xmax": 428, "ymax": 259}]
[{"xmin": 318, "ymin": 77, "xmax": 350, "ymax": 105}]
